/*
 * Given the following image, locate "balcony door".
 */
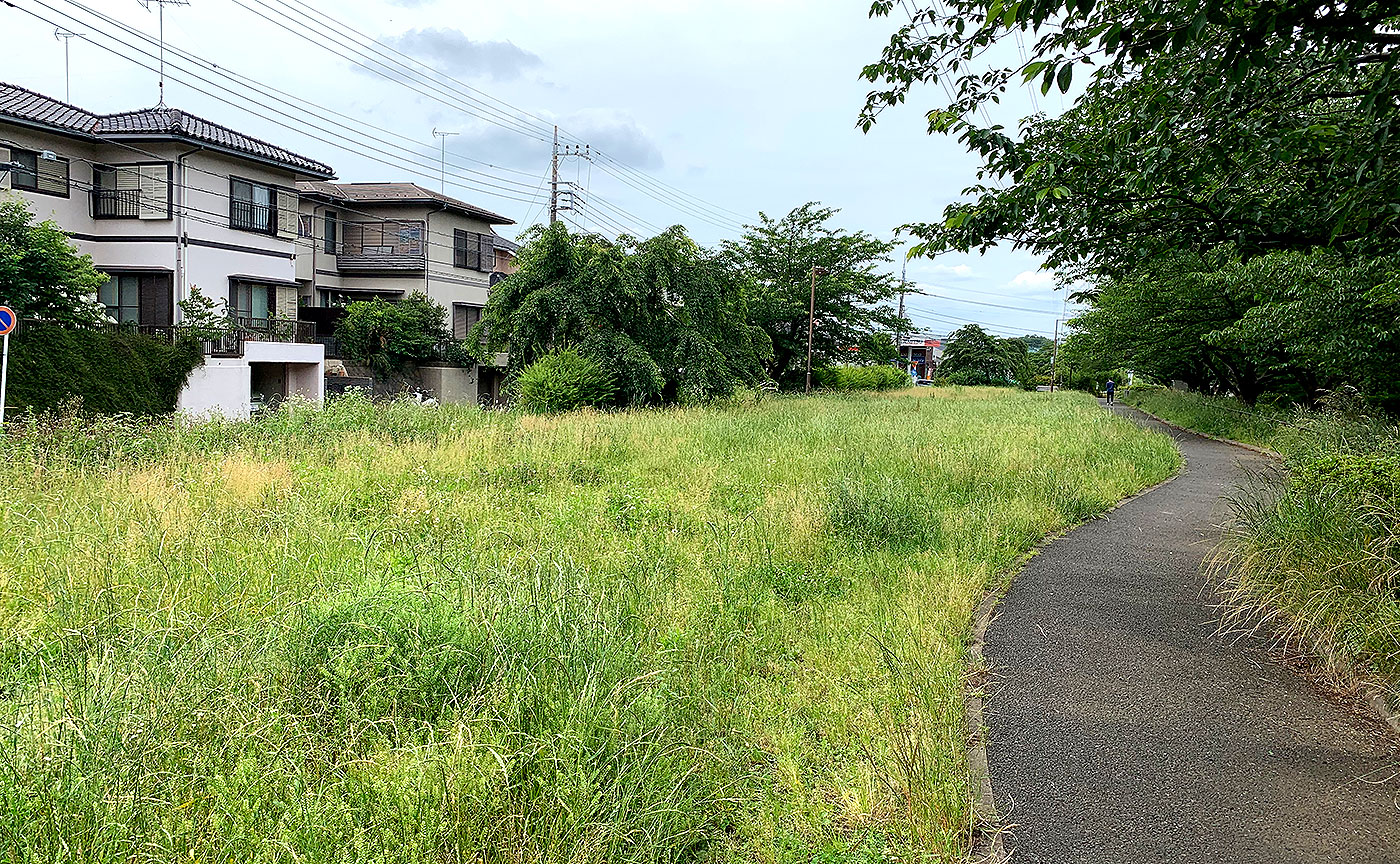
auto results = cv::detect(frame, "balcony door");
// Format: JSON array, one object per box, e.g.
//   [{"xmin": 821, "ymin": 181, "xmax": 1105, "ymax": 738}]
[{"xmin": 230, "ymin": 280, "xmax": 275, "ymax": 321}]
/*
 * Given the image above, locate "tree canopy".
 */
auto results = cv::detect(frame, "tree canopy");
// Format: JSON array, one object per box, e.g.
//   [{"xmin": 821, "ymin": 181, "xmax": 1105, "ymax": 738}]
[
  {"xmin": 860, "ymin": 0, "xmax": 1400, "ymax": 406},
  {"xmin": 477, "ymin": 222, "xmax": 771, "ymax": 405},
  {"xmin": 0, "ymin": 199, "xmax": 108, "ymax": 325},
  {"xmin": 721, "ymin": 203, "xmax": 904, "ymax": 389}
]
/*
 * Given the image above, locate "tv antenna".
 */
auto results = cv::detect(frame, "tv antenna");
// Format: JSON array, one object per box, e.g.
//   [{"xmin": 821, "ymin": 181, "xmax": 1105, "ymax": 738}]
[
  {"xmin": 54, "ymin": 29, "xmax": 83, "ymax": 103},
  {"xmin": 137, "ymin": 0, "xmax": 189, "ymax": 107},
  {"xmin": 431, "ymin": 128, "xmax": 459, "ymax": 193}
]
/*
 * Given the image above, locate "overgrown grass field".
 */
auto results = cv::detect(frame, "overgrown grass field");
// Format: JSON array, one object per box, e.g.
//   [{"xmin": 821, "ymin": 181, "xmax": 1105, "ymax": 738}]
[{"xmin": 0, "ymin": 388, "xmax": 1177, "ymax": 863}]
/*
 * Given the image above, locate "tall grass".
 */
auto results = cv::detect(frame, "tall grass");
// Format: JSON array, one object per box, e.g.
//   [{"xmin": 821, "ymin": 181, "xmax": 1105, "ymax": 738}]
[
  {"xmin": 1214, "ymin": 404, "xmax": 1400, "ymax": 715},
  {"xmin": 0, "ymin": 388, "xmax": 1177, "ymax": 862},
  {"xmin": 1120, "ymin": 386, "xmax": 1289, "ymax": 449}
]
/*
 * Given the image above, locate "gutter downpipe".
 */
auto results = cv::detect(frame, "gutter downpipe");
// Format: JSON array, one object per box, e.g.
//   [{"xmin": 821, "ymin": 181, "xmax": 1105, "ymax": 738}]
[{"xmin": 174, "ymin": 144, "xmax": 204, "ymax": 318}]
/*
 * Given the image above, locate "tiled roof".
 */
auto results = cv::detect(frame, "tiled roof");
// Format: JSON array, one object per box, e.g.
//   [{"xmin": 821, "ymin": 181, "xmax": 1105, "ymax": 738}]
[
  {"xmin": 0, "ymin": 82, "xmax": 334, "ymax": 178},
  {"xmin": 492, "ymin": 234, "xmax": 520, "ymax": 253},
  {"xmin": 297, "ymin": 181, "xmax": 514, "ymax": 225}
]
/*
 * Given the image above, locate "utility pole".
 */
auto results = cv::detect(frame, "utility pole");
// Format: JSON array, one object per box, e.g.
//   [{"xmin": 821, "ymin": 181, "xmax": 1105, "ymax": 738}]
[
  {"xmin": 895, "ymin": 255, "xmax": 908, "ymax": 367},
  {"xmin": 431, "ymin": 128, "xmax": 458, "ymax": 193},
  {"xmin": 806, "ymin": 265, "xmax": 826, "ymax": 394},
  {"xmin": 548, "ymin": 133, "xmax": 591, "ymax": 227},
  {"xmin": 137, "ymin": 0, "xmax": 189, "ymax": 107},
  {"xmin": 1049, "ymin": 317, "xmax": 1060, "ymax": 392},
  {"xmin": 54, "ymin": 29, "xmax": 82, "ymax": 103},
  {"xmin": 549, "ymin": 125, "xmax": 559, "ymax": 225}
]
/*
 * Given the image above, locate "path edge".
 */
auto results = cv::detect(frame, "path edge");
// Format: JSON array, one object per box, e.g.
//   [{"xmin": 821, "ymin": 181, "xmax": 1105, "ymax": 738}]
[
  {"xmin": 1122, "ymin": 403, "xmax": 1400, "ymax": 735},
  {"xmin": 964, "ymin": 448, "xmax": 1184, "ymax": 862}
]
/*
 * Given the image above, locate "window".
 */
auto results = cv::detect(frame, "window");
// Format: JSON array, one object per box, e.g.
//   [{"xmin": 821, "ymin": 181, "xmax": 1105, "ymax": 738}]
[
  {"xmin": 452, "ymin": 303, "xmax": 483, "ymax": 339},
  {"xmin": 10, "ymin": 148, "xmax": 69, "ymax": 197},
  {"xmin": 99, "ymin": 275, "xmax": 141, "ymax": 323},
  {"xmin": 96, "ymin": 272, "xmax": 172, "ymax": 326},
  {"xmin": 230, "ymin": 280, "xmax": 275, "ymax": 320},
  {"xmin": 298, "ymin": 214, "xmax": 314, "ymax": 238},
  {"xmin": 92, "ymin": 163, "xmax": 170, "ymax": 219},
  {"xmin": 230, "ymin": 177, "xmax": 276, "ymax": 234},
  {"xmin": 324, "ymin": 211, "xmax": 338, "ymax": 253},
  {"xmin": 453, "ymin": 230, "xmax": 497, "ymax": 271}
]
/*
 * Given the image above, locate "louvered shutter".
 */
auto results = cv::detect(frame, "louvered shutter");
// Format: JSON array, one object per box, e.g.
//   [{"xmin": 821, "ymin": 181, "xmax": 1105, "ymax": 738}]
[
  {"xmin": 275, "ymin": 189, "xmax": 300, "ymax": 241},
  {"xmin": 138, "ymin": 164, "xmax": 169, "ymax": 219},
  {"xmin": 275, "ymin": 285, "xmax": 299, "ymax": 320},
  {"xmin": 36, "ymin": 157, "xmax": 69, "ymax": 196},
  {"xmin": 479, "ymin": 234, "xmax": 496, "ymax": 272}
]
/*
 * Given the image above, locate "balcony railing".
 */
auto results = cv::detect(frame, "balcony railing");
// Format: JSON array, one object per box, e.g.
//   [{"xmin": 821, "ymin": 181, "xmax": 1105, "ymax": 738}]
[
  {"xmin": 91, "ymin": 189, "xmax": 141, "ymax": 219},
  {"xmin": 234, "ymin": 316, "xmax": 317, "ymax": 344},
  {"xmin": 230, "ymin": 199, "xmax": 275, "ymax": 234}
]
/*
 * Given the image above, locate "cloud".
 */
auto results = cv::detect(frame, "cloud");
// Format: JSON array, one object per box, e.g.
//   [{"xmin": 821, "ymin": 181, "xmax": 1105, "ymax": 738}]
[
  {"xmin": 1009, "ymin": 270, "xmax": 1055, "ymax": 288},
  {"xmin": 384, "ymin": 28, "xmax": 543, "ymax": 81},
  {"xmin": 930, "ymin": 263, "xmax": 973, "ymax": 277}
]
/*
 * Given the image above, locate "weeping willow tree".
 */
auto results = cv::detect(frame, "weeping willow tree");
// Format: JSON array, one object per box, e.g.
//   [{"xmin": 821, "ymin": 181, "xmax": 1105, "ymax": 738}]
[{"xmin": 476, "ymin": 222, "xmax": 772, "ymax": 405}]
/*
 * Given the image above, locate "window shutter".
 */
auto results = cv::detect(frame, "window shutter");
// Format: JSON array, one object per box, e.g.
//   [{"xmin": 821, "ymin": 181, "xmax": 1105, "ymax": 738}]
[
  {"xmin": 479, "ymin": 233, "xmax": 496, "ymax": 272},
  {"xmin": 114, "ymin": 166, "xmax": 141, "ymax": 191},
  {"xmin": 454, "ymin": 229, "xmax": 468, "ymax": 269},
  {"xmin": 275, "ymin": 189, "xmax": 300, "ymax": 241},
  {"xmin": 36, "ymin": 157, "xmax": 69, "ymax": 196},
  {"xmin": 138, "ymin": 273, "xmax": 174, "ymax": 327},
  {"xmin": 0, "ymin": 148, "xmax": 8, "ymax": 189},
  {"xmin": 275, "ymin": 285, "xmax": 299, "ymax": 319},
  {"xmin": 137, "ymin": 164, "xmax": 169, "ymax": 219}
]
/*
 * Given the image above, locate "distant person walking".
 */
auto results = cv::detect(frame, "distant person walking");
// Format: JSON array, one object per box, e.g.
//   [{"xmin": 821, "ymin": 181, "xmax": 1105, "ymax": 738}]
[{"xmin": 1105, "ymin": 378, "xmax": 1116, "ymax": 405}]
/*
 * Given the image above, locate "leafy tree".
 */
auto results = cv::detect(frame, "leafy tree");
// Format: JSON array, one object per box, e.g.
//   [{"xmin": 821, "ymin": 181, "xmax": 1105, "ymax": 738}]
[
  {"xmin": 721, "ymin": 203, "xmax": 906, "ymax": 389},
  {"xmin": 855, "ymin": 332, "xmax": 900, "ymax": 366},
  {"xmin": 177, "ymin": 285, "xmax": 234, "ymax": 341},
  {"xmin": 478, "ymin": 223, "xmax": 770, "ymax": 405},
  {"xmin": 936, "ymin": 324, "xmax": 1031, "ymax": 386},
  {"xmin": 0, "ymin": 199, "xmax": 108, "ymax": 324},
  {"xmin": 338, "ymin": 292, "xmax": 454, "ymax": 375}
]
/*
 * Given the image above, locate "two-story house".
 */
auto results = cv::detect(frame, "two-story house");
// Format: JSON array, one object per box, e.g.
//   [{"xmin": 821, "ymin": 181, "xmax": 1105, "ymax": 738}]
[
  {"xmin": 295, "ymin": 182, "xmax": 515, "ymax": 333},
  {"xmin": 296, "ymin": 181, "xmax": 518, "ymax": 403},
  {"xmin": 0, "ymin": 82, "xmax": 335, "ymax": 418}
]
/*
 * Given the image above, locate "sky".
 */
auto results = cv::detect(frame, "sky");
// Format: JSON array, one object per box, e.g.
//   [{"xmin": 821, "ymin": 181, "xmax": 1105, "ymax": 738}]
[{"xmin": 0, "ymin": 0, "xmax": 1085, "ymax": 338}]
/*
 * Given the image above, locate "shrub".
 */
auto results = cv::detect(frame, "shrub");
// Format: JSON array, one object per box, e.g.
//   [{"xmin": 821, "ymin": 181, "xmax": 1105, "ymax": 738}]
[
  {"xmin": 514, "ymin": 349, "xmax": 618, "ymax": 413},
  {"xmin": 7, "ymin": 321, "xmax": 203, "ymax": 415},
  {"xmin": 813, "ymin": 364, "xmax": 912, "ymax": 392},
  {"xmin": 337, "ymin": 292, "xmax": 455, "ymax": 375}
]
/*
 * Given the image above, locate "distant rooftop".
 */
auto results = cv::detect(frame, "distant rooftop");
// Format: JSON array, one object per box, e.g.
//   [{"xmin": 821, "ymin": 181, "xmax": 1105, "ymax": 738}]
[
  {"xmin": 297, "ymin": 181, "xmax": 515, "ymax": 225},
  {"xmin": 0, "ymin": 82, "xmax": 334, "ymax": 178}
]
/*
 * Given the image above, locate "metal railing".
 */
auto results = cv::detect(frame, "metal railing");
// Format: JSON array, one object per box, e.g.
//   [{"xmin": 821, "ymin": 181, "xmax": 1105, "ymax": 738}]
[
  {"xmin": 91, "ymin": 189, "xmax": 141, "ymax": 218},
  {"xmin": 230, "ymin": 199, "xmax": 275, "ymax": 234},
  {"xmin": 233, "ymin": 316, "xmax": 317, "ymax": 344}
]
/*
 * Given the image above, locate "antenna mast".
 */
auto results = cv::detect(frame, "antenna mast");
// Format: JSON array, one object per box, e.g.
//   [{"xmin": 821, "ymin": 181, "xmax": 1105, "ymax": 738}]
[{"xmin": 137, "ymin": 0, "xmax": 189, "ymax": 107}]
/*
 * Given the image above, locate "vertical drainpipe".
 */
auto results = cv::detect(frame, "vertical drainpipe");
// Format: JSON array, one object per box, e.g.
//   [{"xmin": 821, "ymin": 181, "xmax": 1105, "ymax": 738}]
[{"xmin": 174, "ymin": 145, "xmax": 203, "ymax": 319}]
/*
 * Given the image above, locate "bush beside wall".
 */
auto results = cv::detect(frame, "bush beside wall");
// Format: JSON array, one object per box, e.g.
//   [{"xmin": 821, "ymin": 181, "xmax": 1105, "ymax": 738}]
[{"xmin": 7, "ymin": 324, "xmax": 204, "ymax": 416}]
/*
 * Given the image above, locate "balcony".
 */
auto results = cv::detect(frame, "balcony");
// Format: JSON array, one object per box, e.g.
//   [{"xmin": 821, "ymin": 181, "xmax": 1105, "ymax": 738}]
[
  {"xmin": 230, "ymin": 199, "xmax": 276, "ymax": 234},
  {"xmin": 91, "ymin": 188, "xmax": 141, "ymax": 219},
  {"xmin": 334, "ymin": 251, "xmax": 427, "ymax": 272}
]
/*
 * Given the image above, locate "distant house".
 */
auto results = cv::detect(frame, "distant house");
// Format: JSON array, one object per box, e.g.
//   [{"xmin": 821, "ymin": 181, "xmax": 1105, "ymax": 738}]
[
  {"xmin": 295, "ymin": 182, "xmax": 516, "ymax": 337},
  {"xmin": 0, "ymin": 81, "xmax": 334, "ymax": 418},
  {"xmin": 899, "ymin": 332, "xmax": 946, "ymax": 376}
]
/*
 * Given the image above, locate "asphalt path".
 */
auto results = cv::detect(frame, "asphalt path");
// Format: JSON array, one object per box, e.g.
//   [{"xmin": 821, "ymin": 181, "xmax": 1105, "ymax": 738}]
[{"xmin": 983, "ymin": 402, "xmax": 1400, "ymax": 863}]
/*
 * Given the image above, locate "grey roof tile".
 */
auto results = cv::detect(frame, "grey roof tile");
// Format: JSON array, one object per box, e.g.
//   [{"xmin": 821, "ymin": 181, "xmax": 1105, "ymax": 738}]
[{"xmin": 0, "ymin": 82, "xmax": 333, "ymax": 178}]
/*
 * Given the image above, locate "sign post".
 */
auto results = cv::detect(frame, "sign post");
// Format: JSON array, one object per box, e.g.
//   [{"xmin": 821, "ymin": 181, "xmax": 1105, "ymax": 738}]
[{"xmin": 0, "ymin": 306, "xmax": 15, "ymax": 430}]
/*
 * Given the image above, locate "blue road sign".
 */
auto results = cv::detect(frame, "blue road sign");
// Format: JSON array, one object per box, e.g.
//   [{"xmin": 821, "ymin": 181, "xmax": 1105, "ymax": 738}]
[{"xmin": 0, "ymin": 306, "xmax": 13, "ymax": 336}]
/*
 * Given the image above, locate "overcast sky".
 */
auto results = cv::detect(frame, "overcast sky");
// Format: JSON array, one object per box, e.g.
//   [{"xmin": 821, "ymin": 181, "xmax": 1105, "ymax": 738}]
[{"xmin": 1, "ymin": 0, "xmax": 1083, "ymax": 337}]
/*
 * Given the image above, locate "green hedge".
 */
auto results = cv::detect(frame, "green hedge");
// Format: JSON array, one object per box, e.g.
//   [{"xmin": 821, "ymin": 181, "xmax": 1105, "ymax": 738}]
[
  {"xmin": 6, "ymin": 323, "xmax": 204, "ymax": 416},
  {"xmin": 813, "ymin": 364, "xmax": 913, "ymax": 392}
]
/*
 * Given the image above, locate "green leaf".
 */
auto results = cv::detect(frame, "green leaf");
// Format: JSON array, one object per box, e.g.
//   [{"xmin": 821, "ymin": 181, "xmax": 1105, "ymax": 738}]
[{"xmin": 1056, "ymin": 63, "xmax": 1073, "ymax": 93}]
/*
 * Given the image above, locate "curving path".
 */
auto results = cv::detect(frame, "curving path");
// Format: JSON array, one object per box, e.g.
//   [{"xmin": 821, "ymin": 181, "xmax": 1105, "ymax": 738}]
[{"xmin": 983, "ymin": 403, "xmax": 1400, "ymax": 863}]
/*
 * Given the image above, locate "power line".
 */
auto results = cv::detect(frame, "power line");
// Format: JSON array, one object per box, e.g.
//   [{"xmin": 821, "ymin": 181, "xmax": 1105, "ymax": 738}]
[{"xmin": 230, "ymin": 0, "xmax": 750, "ymax": 233}]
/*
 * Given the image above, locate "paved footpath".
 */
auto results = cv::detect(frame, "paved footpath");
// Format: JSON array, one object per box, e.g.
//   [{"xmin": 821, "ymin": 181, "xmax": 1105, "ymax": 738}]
[{"xmin": 983, "ymin": 403, "xmax": 1400, "ymax": 863}]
